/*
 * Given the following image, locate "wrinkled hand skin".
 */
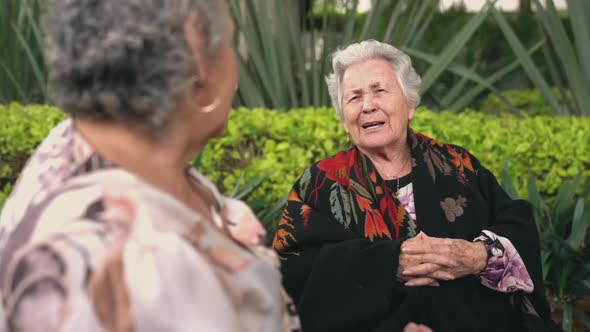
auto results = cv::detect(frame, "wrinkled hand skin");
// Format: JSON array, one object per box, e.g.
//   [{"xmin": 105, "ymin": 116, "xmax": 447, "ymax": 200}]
[
  {"xmin": 403, "ymin": 322, "xmax": 434, "ymax": 332},
  {"xmin": 397, "ymin": 232, "xmax": 487, "ymax": 286}
]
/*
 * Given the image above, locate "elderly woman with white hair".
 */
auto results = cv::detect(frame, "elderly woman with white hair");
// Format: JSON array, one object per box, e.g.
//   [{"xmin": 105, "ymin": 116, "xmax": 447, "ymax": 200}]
[
  {"xmin": 0, "ymin": 0, "xmax": 301, "ymax": 331},
  {"xmin": 273, "ymin": 40, "xmax": 558, "ymax": 332}
]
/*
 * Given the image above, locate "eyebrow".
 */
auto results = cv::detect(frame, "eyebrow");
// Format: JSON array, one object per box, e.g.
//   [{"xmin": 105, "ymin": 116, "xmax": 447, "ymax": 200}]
[
  {"xmin": 346, "ymin": 82, "xmax": 383, "ymax": 96},
  {"xmin": 369, "ymin": 82, "xmax": 382, "ymax": 89}
]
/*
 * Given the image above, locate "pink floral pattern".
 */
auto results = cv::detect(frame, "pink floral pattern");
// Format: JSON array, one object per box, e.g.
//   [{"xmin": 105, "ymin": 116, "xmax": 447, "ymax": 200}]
[
  {"xmin": 476, "ymin": 230, "xmax": 534, "ymax": 293},
  {"xmin": 397, "ymin": 183, "xmax": 416, "ymax": 221}
]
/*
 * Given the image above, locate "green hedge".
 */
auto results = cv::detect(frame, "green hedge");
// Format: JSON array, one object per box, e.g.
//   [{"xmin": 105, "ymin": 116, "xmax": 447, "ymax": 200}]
[
  {"xmin": 201, "ymin": 108, "xmax": 590, "ymax": 205},
  {"xmin": 481, "ymin": 88, "xmax": 572, "ymax": 117},
  {"xmin": 1, "ymin": 104, "xmax": 589, "ymax": 209},
  {"xmin": 0, "ymin": 103, "xmax": 66, "ymax": 205}
]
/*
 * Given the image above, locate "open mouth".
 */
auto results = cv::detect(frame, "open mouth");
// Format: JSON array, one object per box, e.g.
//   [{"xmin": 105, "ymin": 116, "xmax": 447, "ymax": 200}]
[{"xmin": 361, "ymin": 121, "xmax": 385, "ymax": 129}]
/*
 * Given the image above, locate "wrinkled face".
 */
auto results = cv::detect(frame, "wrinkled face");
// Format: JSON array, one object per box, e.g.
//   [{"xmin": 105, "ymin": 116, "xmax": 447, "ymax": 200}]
[{"xmin": 340, "ymin": 58, "xmax": 415, "ymax": 153}]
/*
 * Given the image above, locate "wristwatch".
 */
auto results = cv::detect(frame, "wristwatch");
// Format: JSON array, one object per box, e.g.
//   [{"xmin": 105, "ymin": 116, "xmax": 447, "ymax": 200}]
[{"xmin": 475, "ymin": 233, "xmax": 505, "ymax": 260}]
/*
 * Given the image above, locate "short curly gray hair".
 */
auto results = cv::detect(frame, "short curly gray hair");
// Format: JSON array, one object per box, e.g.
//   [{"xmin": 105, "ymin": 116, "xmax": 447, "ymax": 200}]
[
  {"xmin": 325, "ymin": 40, "xmax": 422, "ymax": 120},
  {"xmin": 45, "ymin": 0, "xmax": 227, "ymax": 130}
]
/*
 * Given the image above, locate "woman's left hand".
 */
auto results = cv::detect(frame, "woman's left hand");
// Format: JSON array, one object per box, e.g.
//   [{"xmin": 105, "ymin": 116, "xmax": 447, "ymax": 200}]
[{"xmin": 401, "ymin": 232, "xmax": 487, "ymax": 282}]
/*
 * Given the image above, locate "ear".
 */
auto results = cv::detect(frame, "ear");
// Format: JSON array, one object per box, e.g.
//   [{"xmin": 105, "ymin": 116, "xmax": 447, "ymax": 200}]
[
  {"xmin": 184, "ymin": 10, "xmax": 209, "ymax": 86},
  {"xmin": 408, "ymin": 107, "xmax": 416, "ymax": 123}
]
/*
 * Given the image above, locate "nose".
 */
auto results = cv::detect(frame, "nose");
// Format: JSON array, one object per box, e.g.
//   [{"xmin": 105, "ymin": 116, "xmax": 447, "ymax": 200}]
[{"xmin": 362, "ymin": 95, "xmax": 377, "ymax": 113}]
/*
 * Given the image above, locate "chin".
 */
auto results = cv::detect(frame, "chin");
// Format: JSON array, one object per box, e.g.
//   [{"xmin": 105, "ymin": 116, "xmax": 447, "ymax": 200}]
[{"xmin": 357, "ymin": 138, "xmax": 391, "ymax": 151}]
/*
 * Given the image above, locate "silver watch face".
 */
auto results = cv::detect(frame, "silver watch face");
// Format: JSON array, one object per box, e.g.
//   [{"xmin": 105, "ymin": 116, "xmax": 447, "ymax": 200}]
[{"xmin": 491, "ymin": 247, "xmax": 503, "ymax": 257}]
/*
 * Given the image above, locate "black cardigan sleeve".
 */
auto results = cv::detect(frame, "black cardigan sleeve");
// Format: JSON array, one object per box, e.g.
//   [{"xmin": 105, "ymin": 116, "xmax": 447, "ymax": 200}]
[
  {"xmin": 475, "ymin": 161, "xmax": 556, "ymax": 328},
  {"xmin": 273, "ymin": 170, "xmax": 407, "ymax": 331}
]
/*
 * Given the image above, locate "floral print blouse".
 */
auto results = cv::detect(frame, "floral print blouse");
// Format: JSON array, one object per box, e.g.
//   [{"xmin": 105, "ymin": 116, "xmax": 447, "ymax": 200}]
[{"xmin": 0, "ymin": 119, "xmax": 300, "ymax": 332}]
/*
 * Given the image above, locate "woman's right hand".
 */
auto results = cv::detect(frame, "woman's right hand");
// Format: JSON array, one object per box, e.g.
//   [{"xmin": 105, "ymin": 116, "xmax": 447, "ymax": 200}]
[{"xmin": 397, "ymin": 233, "xmax": 456, "ymax": 286}]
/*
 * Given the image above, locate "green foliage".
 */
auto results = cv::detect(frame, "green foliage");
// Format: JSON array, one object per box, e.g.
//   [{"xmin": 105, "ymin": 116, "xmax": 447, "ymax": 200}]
[
  {"xmin": 230, "ymin": 0, "xmax": 520, "ymax": 114},
  {"xmin": 2, "ymin": 104, "xmax": 589, "ymax": 220},
  {"xmin": 198, "ymin": 107, "xmax": 590, "ymax": 207},
  {"xmin": 492, "ymin": 0, "xmax": 590, "ymax": 116},
  {"xmin": 500, "ymin": 168, "xmax": 590, "ymax": 332},
  {"xmin": 0, "ymin": 103, "xmax": 65, "ymax": 206},
  {"xmin": 481, "ymin": 88, "xmax": 573, "ymax": 117},
  {"xmin": 0, "ymin": 0, "xmax": 47, "ymax": 104},
  {"xmin": 416, "ymin": 109, "xmax": 590, "ymax": 200},
  {"xmin": 199, "ymin": 107, "xmax": 347, "ymax": 210},
  {"xmin": 311, "ymin": 5, "xmax": 555, "ymax": 92}
]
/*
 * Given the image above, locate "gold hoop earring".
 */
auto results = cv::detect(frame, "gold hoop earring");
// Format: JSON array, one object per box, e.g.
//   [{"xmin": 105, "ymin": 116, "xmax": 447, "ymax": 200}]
[{"xmin": 196, "ymin": 96, "xmax": 221, "ymax": 113}]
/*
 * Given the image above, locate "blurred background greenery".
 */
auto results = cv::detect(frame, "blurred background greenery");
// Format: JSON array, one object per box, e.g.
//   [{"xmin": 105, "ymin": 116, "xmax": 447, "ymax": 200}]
[{"xmin": 1, "ymin": 0, "xmax": 589, "ymax": 330}]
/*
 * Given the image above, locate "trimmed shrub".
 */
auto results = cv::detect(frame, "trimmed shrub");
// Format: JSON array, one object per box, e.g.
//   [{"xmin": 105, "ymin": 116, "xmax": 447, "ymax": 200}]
[
  {"xmin": 414, "ymin": 110, "xmax": 590, "ymax": 200},
  {"xmin": 481, "ymin": 88, "xmax": 572, "ymax": 117},
  {"xmin": 1, "ymin": 104, "xmax": 588, "ymax": 210},
  {"xmin": 200, "ymin": 107, "xmax": 590, "ymax": 205},
  {"xmin": 0, "ymin": 103, "xmax": 65, "ymax": 205}
]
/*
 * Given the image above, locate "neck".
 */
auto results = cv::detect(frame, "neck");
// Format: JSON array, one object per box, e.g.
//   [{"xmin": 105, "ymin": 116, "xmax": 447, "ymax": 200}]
[
  {"xmin": 359, "ymin": 139, "xmax": 412, "ymax": 180},
  {"xmin": 74, "ymin": 117, "xmax": 204, "ymax": 196}
]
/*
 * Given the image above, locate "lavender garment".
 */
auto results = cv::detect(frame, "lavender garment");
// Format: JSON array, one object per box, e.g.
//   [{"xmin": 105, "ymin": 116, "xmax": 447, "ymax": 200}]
[{"xmin": 475, "ymin": 230, "xmax": 534, "ymax": 293}]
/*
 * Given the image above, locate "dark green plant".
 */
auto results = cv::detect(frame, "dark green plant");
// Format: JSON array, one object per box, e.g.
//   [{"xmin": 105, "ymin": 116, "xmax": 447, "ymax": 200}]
[
  {"xmin": 492, "ymin": 0, "xmax": 590, "ymax": 116},
  {"xmin": 230, "ymin": 0, "xmax": 521, "ymax": 113},
  {"xmin": 0, "ymin": 0, "xmax": 47, "ymax": 104},
  {"xmin": 501, "ymin": 166, "xmax": 590, "ymax": 332}
]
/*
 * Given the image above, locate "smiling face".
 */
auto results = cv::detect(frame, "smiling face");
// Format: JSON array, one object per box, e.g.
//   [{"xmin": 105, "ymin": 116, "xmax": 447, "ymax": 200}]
[{"xmin": 340, "ymin": 58, "xmax": 415, "ymax": 154}]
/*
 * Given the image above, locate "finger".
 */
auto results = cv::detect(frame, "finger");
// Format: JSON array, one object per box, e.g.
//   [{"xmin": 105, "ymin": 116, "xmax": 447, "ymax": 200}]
[
  {"xmin": 403, "ymin": 237, "xmax": 456, "ymax": 255},
  {"xmin": 402, "ymin": 263, "xmax": 441, "ymax": 276},
  {"xmin": 404, "ymin": 277, "xmax": 440, "ymax": 287},
  {"xmin": 401, "ymin": 236, "xmax": 423, "ymax": 252},
  {"xmin": 403, "ymin": 322, "xmax": 419, "ymax": 332},
  {"xmin": 402, "ymin": 253, "xmax": 458, "ymax": 267},
  {"xmin": 416, "ymin": 324, "xmax": 434, "ymax": 332},
  {"xmin": 402, "ymin": 239, "xmax": 436, "ymax": 254},
  {"xmin": 402, "ymin": 263, "xmax": 455, "ymax": 280},
  {"xmin": 428, "ymin": 270, "xmax": 455, "ymax": 281},
  {"xmin": 403, "ymin": 322, "xmax": 434, "ymax": 332}
]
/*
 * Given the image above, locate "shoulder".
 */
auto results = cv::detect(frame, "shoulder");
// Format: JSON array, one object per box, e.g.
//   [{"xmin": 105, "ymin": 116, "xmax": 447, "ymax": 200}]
[
  {"xmin": 290, "ymin": 147, "xmax": 357, "ymax": 197},
  {"xmin": 2, "ymin": 169, "xmax": 149, "ymax": 252},
  {"xmin": 414, "ymin": 132, "xmax": 484, "ymax": 171},
  {"xmin": 302, "ymin": 147, "xmax": 358, "ymax": 179}
]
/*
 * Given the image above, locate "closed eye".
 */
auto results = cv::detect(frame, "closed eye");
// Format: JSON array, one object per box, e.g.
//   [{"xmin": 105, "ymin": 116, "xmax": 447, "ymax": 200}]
[{"xmin": 347, "ymin": 95, "xmax": 359, "ymax": 103}]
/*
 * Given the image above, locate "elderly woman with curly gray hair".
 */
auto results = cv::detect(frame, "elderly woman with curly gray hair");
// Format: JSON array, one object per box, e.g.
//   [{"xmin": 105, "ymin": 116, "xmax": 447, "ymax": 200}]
[
  {"xmin": 273, "ymin": 40, "xmax": 559, "ymax": 332},
  {"xmin": 0, "ymin": 0, "xmax": 300, "ymax": 331}
]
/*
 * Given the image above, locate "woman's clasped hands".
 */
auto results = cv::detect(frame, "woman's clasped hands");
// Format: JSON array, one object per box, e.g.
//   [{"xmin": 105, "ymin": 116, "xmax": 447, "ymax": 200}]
[{"xmin": 397, "ymin": 232, "xmax": 488, "ymax": 286}]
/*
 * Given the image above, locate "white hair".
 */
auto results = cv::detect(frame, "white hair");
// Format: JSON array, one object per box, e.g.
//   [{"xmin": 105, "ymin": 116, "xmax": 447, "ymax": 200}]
[{"xmin": 325, "ymin": 40, "xmax": 422, "ymax": 120}]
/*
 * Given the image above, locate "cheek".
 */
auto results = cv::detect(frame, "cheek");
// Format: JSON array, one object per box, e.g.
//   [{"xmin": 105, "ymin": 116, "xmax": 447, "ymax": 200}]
[{"xmin": 342, "ymin": 107, "xmax": 359, "ymax": 126}]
